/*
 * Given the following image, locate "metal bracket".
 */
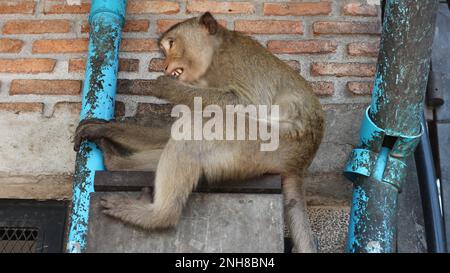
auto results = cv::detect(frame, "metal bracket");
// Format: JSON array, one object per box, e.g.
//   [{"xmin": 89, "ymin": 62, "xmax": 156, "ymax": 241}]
[{"xmin": 344, "ymin": 107, "xmax": 423, "ymax": 191}]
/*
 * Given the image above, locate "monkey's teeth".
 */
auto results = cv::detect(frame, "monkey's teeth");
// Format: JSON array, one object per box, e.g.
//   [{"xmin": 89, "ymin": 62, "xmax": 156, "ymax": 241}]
[{"xmin": 171, "ymin": 68, "xmax": 183, "ymax": 78}]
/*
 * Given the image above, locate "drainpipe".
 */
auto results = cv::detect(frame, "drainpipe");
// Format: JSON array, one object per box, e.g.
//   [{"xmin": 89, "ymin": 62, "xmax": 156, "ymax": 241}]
[
  {"xmin": 343, "ymin": 0, "xmax": 438, "ymax": 253},
  {"xmin": 414, "ymin": 113, "xmax": 447, "ymax": 252},
  {"xmin": 66, "ymin": 0, "xmax": 127, "ymax": 253}
]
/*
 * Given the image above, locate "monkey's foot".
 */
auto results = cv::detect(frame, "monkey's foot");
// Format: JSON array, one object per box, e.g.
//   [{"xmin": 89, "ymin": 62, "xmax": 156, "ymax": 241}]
[
  {"xmin": 73, "ymin": 118, "xmax": 109, "ymax": 151},
  {"xmin": 100, "ymin": 193, "xmax": 178, "ymax": 230},
  {"xmin": 100, "ymin": 193, "xmax": 152, "ymax": 226}
]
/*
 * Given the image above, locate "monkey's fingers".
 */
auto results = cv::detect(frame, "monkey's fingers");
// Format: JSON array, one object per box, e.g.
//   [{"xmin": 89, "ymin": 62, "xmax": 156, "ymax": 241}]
[
  {"xmin": 72, "ymin": 130, "xmax": 92, "ymax": 152},
  {"xmin": 100, "ymin": 194, "xmax": 131, "ymax": 209},
  {"xmin": 74, "ymin": 118, "xmax": 109, "ymax": 139},
  {"xmin": 73, "ymin": 119, "xmax": 110, "ymax": 152},
  {"xmin": 72, "ymin": 134, "xmax": 83, "ymax": 152},
  {"xmin": 101, "ymin": 197, "xmax": 150, "ymax": 224},
  {"xmin": 102, "ymin": 207, "xmax": 137, "ymax": 222}
]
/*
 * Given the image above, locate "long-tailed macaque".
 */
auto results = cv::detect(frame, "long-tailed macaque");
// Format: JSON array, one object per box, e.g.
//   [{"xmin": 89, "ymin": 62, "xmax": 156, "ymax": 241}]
[{"xmin": 74, "ymin": 12, "xmax": 324, "ymax": 252}]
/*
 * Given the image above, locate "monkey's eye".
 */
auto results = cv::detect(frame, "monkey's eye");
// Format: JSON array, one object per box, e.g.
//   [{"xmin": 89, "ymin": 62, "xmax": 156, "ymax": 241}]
[{"xmin": 169, "ymin": 40, "xmax": 174, "ymax": 48}]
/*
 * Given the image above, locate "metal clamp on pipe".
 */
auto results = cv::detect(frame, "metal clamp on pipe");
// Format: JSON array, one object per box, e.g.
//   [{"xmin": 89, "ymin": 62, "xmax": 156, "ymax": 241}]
[
  {"xmin": 344, "ymin": 107, "xmax": 423, "ymax": 192},
  {"xmin": 344, "ymin": 106, "xmax": 423, "ymax": 253}
]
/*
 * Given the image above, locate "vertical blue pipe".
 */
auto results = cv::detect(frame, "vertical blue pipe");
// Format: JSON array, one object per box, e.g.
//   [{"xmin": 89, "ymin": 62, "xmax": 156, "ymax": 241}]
[
  {"xmin": 344, "ymin": 0, "xmax": 438, "ymax": 253},
  {"xmin": 66, "ymin": 0, "xmax": 127, "ymax": 253}
]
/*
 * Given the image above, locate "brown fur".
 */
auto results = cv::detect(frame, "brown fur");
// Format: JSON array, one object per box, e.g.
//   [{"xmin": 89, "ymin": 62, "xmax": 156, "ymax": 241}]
[{"xmin": 74, "ymin": 12, "xmax": 324, "ymax": 253}]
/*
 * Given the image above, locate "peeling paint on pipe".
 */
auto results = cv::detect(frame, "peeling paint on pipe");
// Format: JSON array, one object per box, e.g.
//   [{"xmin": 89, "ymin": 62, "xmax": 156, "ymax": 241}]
[
  {"xmin": 344, "ymin": 0, "xmax": 438, "ymax": 253},
  {"xmin": 66, "ymin": 0, "xmax": 127, "ymax": 253}
]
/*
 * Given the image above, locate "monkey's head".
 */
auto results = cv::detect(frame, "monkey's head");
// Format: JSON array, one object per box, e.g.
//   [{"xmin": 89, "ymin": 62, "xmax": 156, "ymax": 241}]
[{"xmin": 158, "ymin": 12, "xmax": 220, "ymax": 83}]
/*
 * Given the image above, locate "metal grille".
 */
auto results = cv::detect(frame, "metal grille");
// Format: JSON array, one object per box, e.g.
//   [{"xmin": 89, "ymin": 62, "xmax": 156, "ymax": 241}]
[{"xmin": 0, "ymin": 227, "xmax": 39, "ymax": 253}]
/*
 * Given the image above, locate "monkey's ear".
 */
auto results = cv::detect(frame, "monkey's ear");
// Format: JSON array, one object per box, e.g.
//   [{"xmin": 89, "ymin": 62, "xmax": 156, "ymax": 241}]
[{"xmin": 200, "ymin": 12, "xmax": 218, "ymax": 35}]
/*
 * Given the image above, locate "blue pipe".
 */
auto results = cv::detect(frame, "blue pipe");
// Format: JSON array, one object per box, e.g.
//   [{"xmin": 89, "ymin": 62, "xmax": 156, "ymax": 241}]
[
  {"xmin": 66, "ymin": 0, "xmax": 127, "ymax": 253},
  {"xmin": 344, "ymin": 0, "xmax": 438, "ymax": 252}
]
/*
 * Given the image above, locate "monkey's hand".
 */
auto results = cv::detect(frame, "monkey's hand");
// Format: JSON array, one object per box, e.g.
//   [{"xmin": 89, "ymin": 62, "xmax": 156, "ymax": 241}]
[
  {"xmin": 153, "ymin": 75, "xmax": 240, "ymax": 107},
  {"xmin": 73, "ymin": 118, "xmax": 109, "ymax": 152},
  {"xmin": 152, "ymin": 75, "xmax": 183, "ymax": 98},
  {"xmin": 101, "ymin": 193, "xmax": 150, "ymax": 222}
]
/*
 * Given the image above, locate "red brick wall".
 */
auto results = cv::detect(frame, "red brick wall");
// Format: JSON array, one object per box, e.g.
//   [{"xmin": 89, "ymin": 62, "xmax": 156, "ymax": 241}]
[
  {"xmin": 0, "ymin": 2, "xmax": 383, "ymax": 229},
  {"xmin": 0, "ymin": 0, "xmax": 380, "ymax": 116}
]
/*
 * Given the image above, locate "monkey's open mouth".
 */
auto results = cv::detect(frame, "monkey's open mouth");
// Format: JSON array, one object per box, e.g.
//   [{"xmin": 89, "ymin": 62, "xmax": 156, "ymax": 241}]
[{"xmin": 171, "ymin": 68, "xmax": 184, "ymax": 78}]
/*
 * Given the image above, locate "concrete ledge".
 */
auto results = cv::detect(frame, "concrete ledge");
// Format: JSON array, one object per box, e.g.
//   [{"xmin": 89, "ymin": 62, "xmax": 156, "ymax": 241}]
[{"xmin": 87, "ymin": 192, "xmax": 284, "ymax": 253}]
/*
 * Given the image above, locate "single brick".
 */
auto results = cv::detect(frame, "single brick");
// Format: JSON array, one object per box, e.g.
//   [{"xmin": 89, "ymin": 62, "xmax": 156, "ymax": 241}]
[
  {"xmin": 10, "ymin": 80, "xmax": 82, "ymax": 95},
  {"xmin": 127, "ymin": 0, "xmax": 180, "ymax": 14},
  {"xmin": 52, "ymin": 101, "xmax": 82, "ymax": 115},
  {"xmin": 122, "ymin": 20, "xmax": 150, "ymax": 32},
  {"xmin": 156, "ymin": 20, "xmax": 182, "ymax": 33},
  {"xmin": 81, "ymin": 20, "xmax": 149, "ymax": 33},
  {"xmin": 311, "ymin": 62, "xmax": 376, "ymax": 77},
  {"xmin": 310, "ymin": 81, "xmax": 334, "ymax": 96},
  {"xmin": 187, "ymin": 1, "xmax": 255, "ymax": 14},
  {"xmin": 44, "ymin": 1, "xmax": 90, "ymax": 14},
  {"xmin": 120, "ymin": 39, "xmax": 159, "ymax": 52},
  {"xmin": 68, "ymin": 59, "xmax": 85, "ymax": 73},
  {"xmin": 149, "ymin": 58, "xmax": 165, "ymax": 72},
  {"xmin": 235, "ymin": 20, "xmax": 303, "ymax": 34},
  {"xmin": 0, "ymin": 39, "xmax": 23, "ymax": 53},
  {"xmin": 347, "ymin": 42, "xmax": 379, "ymax": 57},
  {"xmin": 0, "ymin": 59, "xmax": 56, "ymax": 74},
  {"xmin": 157, "ymin": 19, "xmax": 227, "ymax": 33},
  {"xmin": 118, "ymin": 59, "xmax": 140, "ymax": 72},
  {"xmin": 33, "ymin": 39, "xmax": 88, "ymax": 54},
  {"xmin": 0, "ymin": 103, "xmax": 43, "ymax": 114},
  {"xmin": 0, "ymin": 1, "xmax": 35, "ymax": 14},
  {"xmin": 268, "ymin": 40, "xmax": 337, "ymax": 54},
  {"xmin": 313, "ymin": 21, "xmax": 380, "ymax": 35},
  {"xmin": 347, "ymin": 81, "xmax": 373, "ymax": 95},
  {"xmin": 69, "ymin": 58, "xmax": 139, "ymax": 73},
  {"xmin": 263, "ymin": 2, "xmax": 331, "ymax": 16},
  {"xmin": 343, "ymin": 3, "xmax": 378, "ymax": 17},
  {"xmin": 3, "ymin": 19, "xmax": 71, "ymax": 35}
]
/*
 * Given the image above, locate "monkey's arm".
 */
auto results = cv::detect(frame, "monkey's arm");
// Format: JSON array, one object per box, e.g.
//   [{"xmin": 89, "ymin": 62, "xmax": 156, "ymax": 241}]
[
  {"xmin": 152, "ymin": 76, "xmax": 244, "ymax": 107},
  {"xmin": 73, "ymin": 119, "xmax": 170, "ymax": 152}
]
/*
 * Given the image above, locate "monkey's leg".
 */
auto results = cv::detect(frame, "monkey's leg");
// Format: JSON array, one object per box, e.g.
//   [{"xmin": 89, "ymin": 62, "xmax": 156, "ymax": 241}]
[
  {"xmin": 152, "ymin": 76, "xmax": 243, "ymax": 108},
  {"xmin": 282, "ymin": 173, "xmax": 317, "ymax": 253},
  {"xmin": 74, "ymin": 118, "xmax": 171, "ymax": 171},
  {"xmin": 100, "ymin": 139, "xmax": 202, "ymax": 229},
  {"xmin": 100, "ymin": 139, "xmax": 276, "ymax": 230},
  {"xmin": 74, "ymin": 119, "xmax": 170, "ymax": 152},
  {"xmin": 94, "ymin": 138, "xmax": 163, "ymax": 171}
]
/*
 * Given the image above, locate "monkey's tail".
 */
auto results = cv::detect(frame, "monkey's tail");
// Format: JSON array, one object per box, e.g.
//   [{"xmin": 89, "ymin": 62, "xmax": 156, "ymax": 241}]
[{"xmin": 282, "ymin": 174, "xmax": 317, "ymax": 253}]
